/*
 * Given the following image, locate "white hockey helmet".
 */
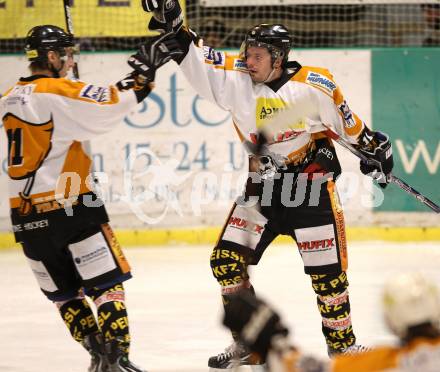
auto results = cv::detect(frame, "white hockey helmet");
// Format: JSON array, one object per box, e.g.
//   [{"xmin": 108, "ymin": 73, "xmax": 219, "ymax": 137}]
[{"xmin": 382, "ymin": 273, "xmax": 440, "ymax": 337}]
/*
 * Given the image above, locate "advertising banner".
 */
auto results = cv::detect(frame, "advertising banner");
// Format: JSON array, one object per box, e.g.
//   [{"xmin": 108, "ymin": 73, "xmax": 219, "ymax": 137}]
[
  {"xmin": 0, "ymin": 50, "xmax": 370, "ymax": 230},
  {"xmin": 372, "ymin": 49, "xmax": 440, "ymax": 212},
  {"xmin": 0, "ymin": 0, "xmax": 185, "ymax": 38}
]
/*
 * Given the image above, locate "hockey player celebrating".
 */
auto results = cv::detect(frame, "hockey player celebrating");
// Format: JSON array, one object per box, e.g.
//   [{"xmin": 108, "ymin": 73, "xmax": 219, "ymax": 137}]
[
  {"xmin": 0, "ymin": 25, "xmax": 181, "ymax": 372},
  {"xmin": 140, "ymin": 0, "xmax": 393, "ymax": 369},
  {"xmin": 224, "ymin": 272, "xmax": 440, "ymax": 372}
]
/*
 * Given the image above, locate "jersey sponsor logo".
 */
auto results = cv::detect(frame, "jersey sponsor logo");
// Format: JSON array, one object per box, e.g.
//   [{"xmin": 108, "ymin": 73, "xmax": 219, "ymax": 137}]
[
  {"xmin": 221, "ymin": 282, "xmax": 250, "ymax": 295},
  {"xmin": 6, "ymin": 84, "xmax": 35, "ymax": 106},
  {"xmin": 318, "ymin": 290, "xmax": 348, "ymax": 306},
  {"xmin": 295, "ymin": 224, "xmax": 338, "ymax": 267},
  {"xmin": 338, "ymin": 100, "xmax": 356, "ymax": 128},
  {"xmin": 27, "ymin": 257, "xmax": 59, "ymax": 292},
  {"xmin": 228, "ymin": 216, "xmax": 264, "ymax": 234},
  {"xmin": 233, "ymin": 58, "xmax": 248, "ymax": 72},
  {"xmin": 69, "ymin": 231, "xmax": 118, "ymax": 279},
  {"xmin": 256, "ymin": 97, "xmax": 287, "ymax": 127},
  {"xmin": 322, "ymin": 314, "xmax": 351, "ymax": 330},
  {"xmin": 317, "ymin": 147, "xmax": 334, "ymax": 160},
  {"xmin": 297, "ymin": 238, "xmax": 335, "ymax": 251},
  {"xmin": 255, "ymin": 97, "xmax": 304, "ymax": 143},
  {"xmin": 385, "ymin": 147, "xmax": 392, "ymax": 159},
  {"xmin": 34, "ymin": 198, "xmax": 79, "ymax": 214},
  {"xmin": 79, "ymin": 84, "xmax": 112, "ymax": 103},
  {"xmin": 203, "ymin": 46, "xmax": 225, "ymax": 66},
  {"xmin": 12, "ymin": 219, "xmax": 49, "ymax": 232},
  {"xmin": 306, "ymin": 71, "xmax": 336, "ymax": 94},
  {"xmin": 250, "ymin": 128, "xmax": 302, "ymax": 145},
  {"xmin": 259, "ymin": 105, "xmax": 282, "ymax": 120}
]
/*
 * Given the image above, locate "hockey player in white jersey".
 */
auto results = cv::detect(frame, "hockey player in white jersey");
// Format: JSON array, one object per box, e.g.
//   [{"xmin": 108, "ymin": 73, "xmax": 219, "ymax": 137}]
[
  {"xmin": 141, "ymin": 0, "xmax": 394, "ymax": 369},
  {"xmin": 0, "ymin": 25, "xmax": 181, "ymax": 372},
  {"xmin": 224, "ymin": 272, "xmax": 440, "ymax": 372}
]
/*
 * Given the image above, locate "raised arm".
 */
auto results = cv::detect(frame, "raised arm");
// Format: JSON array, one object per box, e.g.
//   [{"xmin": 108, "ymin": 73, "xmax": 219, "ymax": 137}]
[{"xmin": 141, "ymin": 0, "xmax": 245, "ymax": 111}]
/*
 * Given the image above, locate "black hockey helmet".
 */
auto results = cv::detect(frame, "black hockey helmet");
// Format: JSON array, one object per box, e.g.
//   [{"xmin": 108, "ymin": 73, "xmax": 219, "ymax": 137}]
[
  {"xmin": 24, "ymin": 25, "xmax": 74, "ymax": 62},
  {"xmin": 240, "ymin": 24, "xmax": 292, "ymax": 65}
]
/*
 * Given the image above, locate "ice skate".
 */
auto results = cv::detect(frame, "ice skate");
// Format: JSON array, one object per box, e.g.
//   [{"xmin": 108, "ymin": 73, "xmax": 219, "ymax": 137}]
[
  {"xmin": 106, "ymin": 338, "xmax": 146, "ymax": 372},
  {"xmin": 83, "ymin": 332, "xmax": 108, "ymax": 372},
  {"xmin": 328, "ymin": 343, "xmax": 371, "ymax": 357},
  {"xmin": 208, "ymin": 341, "xmax": 265, "ymax": 370}
]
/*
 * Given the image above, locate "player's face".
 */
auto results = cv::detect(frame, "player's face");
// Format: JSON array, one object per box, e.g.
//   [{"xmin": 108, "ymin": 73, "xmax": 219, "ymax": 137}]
[
  {"xmin": 48, "ymin": 48, "xmax": 75, "ymax": 78},
  {"xmin": 57, "ymin": 47, "xmax": 75, "ymax": 77},
  {"xmin": 245, "ymin": 46, "xmax": 273, "ymax": 83}
]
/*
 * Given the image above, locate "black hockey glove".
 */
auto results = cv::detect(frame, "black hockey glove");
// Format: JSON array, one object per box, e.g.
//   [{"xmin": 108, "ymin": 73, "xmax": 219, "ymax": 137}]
[
  {"xmin": 132, "ymin": 32, "xmax": 183, "ymax": 81},
  {"xmin": 142, "ymin": 0, "xmax": 183, "ymax": 33},
  {"xmin": 115, "ymin": 71, "xmax": 154, "ymax": 103},
  {"xmin": 129, "ymin": 33, "xmax": 181, "ymax": 81},
  {"xmin": 223, "ymin": 293, "xmax": 289, "ymax": 360},
  {"xmin": 116, "ymin": 32, "xmax": 182, "ymax": 102},
  {"xmin": 357, "ymin": 129, "xmax": 394, "ymax": 189},
  {"xmin": 116, "ymin": 72, "xmax": 150, "ymax": 92}
]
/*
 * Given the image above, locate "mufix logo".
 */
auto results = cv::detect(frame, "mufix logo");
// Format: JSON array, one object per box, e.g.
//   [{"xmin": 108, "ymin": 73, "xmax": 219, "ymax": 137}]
[
  {"xmin": 297, "ymin": 238, "xmax": 335, "ymax": 250},
  {"xmin": 228, "ymin": 217, "xmax": 263, "ymax": 234}
]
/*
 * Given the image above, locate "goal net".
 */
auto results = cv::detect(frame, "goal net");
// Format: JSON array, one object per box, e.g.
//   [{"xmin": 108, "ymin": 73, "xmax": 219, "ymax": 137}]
[
  {"xmin": 0, "ymin": 1, "xmax": 438, "ymax": 54},
  {"xmin": 189, "ymin": 0, "xmax": 440, "ymax": 48}
]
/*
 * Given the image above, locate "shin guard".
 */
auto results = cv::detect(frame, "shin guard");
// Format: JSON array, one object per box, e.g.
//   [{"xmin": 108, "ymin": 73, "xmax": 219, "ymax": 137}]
[
  {"xmin": 88, "ymin": 283, "xmax": 131, "ymax": 355},
  {"xmin": 56, "ymin": 295, "xmax": 99, "ymax": 342},
  {"xmin": 310, "ymin": 271, "xmax": 356, "ymax": 353},
  {"xmin": 210, "ymin": 247, "xmax": 256, "ymax": 340}
]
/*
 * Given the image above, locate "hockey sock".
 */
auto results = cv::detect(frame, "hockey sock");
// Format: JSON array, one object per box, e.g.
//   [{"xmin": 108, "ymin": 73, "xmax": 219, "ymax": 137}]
[
  {"xmin": 310, "ymin": 271, "xmax": 356, "ymax": 352},
  {"xmin": 87, "ymin": 283, "xmax": 130, "ymax": 355},
  {"xmin": 56, "ymin": 294, "xmax": 99, "ymax": 343},
  {"xmin": 210, "ymin": 247, "xmax": 255, "ymax": 341}
]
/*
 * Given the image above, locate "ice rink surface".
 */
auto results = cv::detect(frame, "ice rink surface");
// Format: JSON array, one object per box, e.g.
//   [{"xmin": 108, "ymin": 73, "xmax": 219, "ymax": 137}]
[{"xmin": 2, "ymin": 241, "xmax": 440, "ymax": 372}]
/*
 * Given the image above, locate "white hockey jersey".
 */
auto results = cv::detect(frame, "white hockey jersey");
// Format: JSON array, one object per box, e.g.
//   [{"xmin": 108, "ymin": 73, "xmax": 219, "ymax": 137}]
[
  {"xmin": 0, "ymin": 75, "xmax": 138, "ymax": 213},
  {"xmin": 179, "ymin": 42, "xmax": 366, "ymax": 165}
]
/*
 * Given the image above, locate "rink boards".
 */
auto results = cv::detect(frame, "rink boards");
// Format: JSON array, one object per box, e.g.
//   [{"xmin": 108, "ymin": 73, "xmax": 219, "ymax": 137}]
[{"xmin": 0, "ymin": 49, "xmax": 438, "ymax": 247}]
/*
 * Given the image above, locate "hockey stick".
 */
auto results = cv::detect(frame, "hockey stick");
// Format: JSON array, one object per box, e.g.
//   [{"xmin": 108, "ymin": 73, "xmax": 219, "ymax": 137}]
[
  {"xmin": 255, "ymin": 105, "xmax": 439, "ymax": 213},
  {"xmin": 62, "ymin": 0, "xmax": 94, "ymax": 163},
  {"xmin": 63, "ymin": 0, "xmax": 79, "ymax": 79},
  {"xmin": 320, "ymin": 123, "xmax": 440, "ymax": 214}
]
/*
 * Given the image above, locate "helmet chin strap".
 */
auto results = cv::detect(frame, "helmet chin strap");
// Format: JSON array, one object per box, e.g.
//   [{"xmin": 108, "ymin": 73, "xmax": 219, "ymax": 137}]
[
  {"xmin": 257, "ymin": 56, "xmax": 282, "ymax": 83},
  {"xmin": 262, "ymin": 67, "xmax": 278, "ymax": 83}
]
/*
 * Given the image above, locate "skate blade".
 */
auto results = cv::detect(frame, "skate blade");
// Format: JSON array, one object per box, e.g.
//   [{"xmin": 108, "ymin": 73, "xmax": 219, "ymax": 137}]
[{"xmin": 209, "ymin": 364, "xmax": 268, "ymax": 372}]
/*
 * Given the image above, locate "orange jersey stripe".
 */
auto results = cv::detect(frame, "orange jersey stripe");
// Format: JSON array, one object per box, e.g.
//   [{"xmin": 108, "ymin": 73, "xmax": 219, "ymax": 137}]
[
  {"xmin": 101, "ymin": 223, "xmax": 131, "ymax": 274},
  {"xmin": 60, "ymin": 141, "xmax": 93, "ymax": 196},
  {"xmin": 327, "ymin": 180, "xmax": 348, "ymax": 271},
  {"xmin": 17, "ymin": 78, "xmax": 120, "ymax": 105}
]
